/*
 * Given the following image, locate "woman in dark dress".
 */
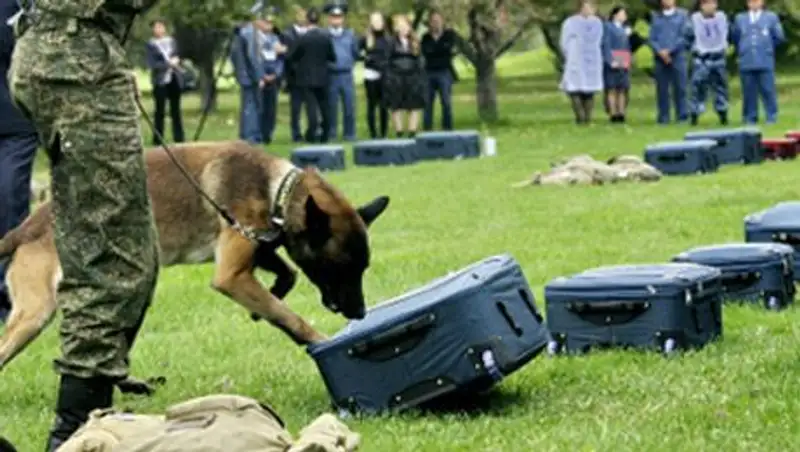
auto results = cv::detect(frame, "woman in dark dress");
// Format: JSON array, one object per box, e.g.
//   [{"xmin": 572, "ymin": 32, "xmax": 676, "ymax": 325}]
[
  {"xmin": 360, "ymin": 12, "xmax": 392, "ymax": 138},
  {"xmin": 383, "ymin": 14, "xmax": 427, "ymax": 138},
  {"xmin": 602, "ymin": 6, "xmax": 636, "ymax": 123}
]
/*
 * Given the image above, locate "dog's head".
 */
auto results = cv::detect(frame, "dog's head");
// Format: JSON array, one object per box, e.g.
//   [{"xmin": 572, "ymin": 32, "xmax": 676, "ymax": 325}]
[{"xmin": 284, "ymin": 171, "xmax": 389, "ymax": 320}]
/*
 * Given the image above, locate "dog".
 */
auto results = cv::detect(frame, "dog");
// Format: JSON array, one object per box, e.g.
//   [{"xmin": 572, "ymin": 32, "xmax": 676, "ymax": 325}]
[{"xmin": 0, "ymin": 140, "xmax": 389, "ymax": 394}]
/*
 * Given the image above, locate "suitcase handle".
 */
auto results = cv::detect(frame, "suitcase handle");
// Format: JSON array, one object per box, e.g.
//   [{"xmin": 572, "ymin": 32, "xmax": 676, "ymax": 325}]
[
  {"xmin": 427, "ymin": 140, "xmax": 445, "ymax": 148},
  {"xmin": 363, "ymin": 149, "xmax": 383, "ymax": 156},
  {"xmin": 348, "ymin": 313, "xmax": 436, "ymax": 362},
  {"xmin": 772, "ymin": 233, "xmax": 800, "ymax": 246},
  {"xmin": 518, "ymin": 289, "xmax": 544, "ymax": 324},
  {"xmin": 565, "ymin": 301, "xmax": 650, "ymax": 327},
  {"xmin": 656, "ymin": 152, "xmax": 688, "ymax": 163},
  {"xmin": 295, "ymin": 156, "xmax": 319, "ymax": 166},
  {"xmin": 496, "ymin": 302, "xmax": 523, "ymax": 336},
  {"xmin": 719, "ymin": 271, "xmax": 761, "ymax": 293}
]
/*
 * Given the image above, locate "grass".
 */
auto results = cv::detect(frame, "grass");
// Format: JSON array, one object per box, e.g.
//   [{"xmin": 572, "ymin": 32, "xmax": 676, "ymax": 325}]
[{"xmin": 7, "ymin": 54, "xmax": 800, "ymax": 451}]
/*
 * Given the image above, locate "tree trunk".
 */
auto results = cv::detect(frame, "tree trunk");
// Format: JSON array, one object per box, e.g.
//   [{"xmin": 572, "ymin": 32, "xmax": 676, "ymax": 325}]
[
  {"xmin": 475, "ymin": 56, "xmax": 498, "ymax": 123},
  {"xmin": 173, "ymin": 25, "xmax": 225, "ymax": 113},
  {"xmin": 198, "ymin": 55, "xmax": 217, "ymax": 113}
]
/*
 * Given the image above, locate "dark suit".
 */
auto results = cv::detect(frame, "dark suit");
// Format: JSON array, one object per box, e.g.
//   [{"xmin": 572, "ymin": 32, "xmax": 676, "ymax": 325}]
[
  {"xmin": 0, "ymin": 0, "xmax": 38, "ymax": 320},
  {"xmin": 288, "ymin": 26, "xmax": 336, "ymax": 143},
  {"xmin": 145, "ymin": 38, "xmax": 185, "ymax": 144},
  {"xmin": 282, "ymin": 24, "xmax": 306, "ymax": 142}
]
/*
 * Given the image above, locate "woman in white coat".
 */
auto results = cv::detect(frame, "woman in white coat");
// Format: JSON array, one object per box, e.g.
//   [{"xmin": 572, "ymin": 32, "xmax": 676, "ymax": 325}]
[{"xmin": 560, "ymin": 0, "xmax": 604, "ymax": 124}]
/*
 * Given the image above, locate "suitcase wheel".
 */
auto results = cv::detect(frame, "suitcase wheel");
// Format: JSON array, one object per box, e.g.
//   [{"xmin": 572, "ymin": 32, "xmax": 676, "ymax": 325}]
[
  {"xmin": 546, "ymin": 340, "xmax": 561, "ymax": 357},
  {"xmin": 662, "ymin": 338, "xmax": 678, "ymax": 355},
  {"xmin": 766, "ymin": 295, "xmax": 781, "ymax": 311}
]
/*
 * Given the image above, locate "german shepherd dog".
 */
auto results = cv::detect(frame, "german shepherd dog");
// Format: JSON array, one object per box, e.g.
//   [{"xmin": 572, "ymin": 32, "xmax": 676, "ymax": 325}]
[{"xmin": 0, "ymin": 141, "xmax": 389, "ymax": 394}]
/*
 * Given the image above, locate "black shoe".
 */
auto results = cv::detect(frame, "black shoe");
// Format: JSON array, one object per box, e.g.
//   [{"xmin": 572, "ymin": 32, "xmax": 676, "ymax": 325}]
[
  {"xmin": 408, "ymin": 132, "xmax": 417, "ymax": 138},
  {"xmin": 718, "ymin": 111, "xmax": 728, "ymax": 125},
  {"xmin": 0, "ymin": 436, "xmax": 17, "ymax": 452},
  {"xmin": 690, "ymin": 114, "xmax": 699, "ymax": 126},
  {"xmin": 619, "ymin": 114, "xmax": 626, "ymax": 124},
  {"xmin": 46, "ymin": 375, "xmax": 114, "ymax": 452},
  {"xmin": 396, "ymin": 131, "xmax": 405, "ymax": 138}
]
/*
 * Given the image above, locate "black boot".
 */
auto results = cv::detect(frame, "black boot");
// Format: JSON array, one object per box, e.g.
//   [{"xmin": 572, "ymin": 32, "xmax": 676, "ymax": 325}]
[
  {"xmin": 690, "ymin": 113, "xmax": 698, "ymax": 126},
  {"xmin": 619, "ymin": 114, "xmax": 626, "ymax": 124},
  {"xmin": 45, "ymin": 375, "xmax": 114, "ymax": 452},
  {"xmin": 609, "ymin": 115, "xmax": 618, "ymax": 123},
  {"xmin": 718, "ymin": 111, "xmax": 728, "ymax": 125},
  {"xmin": 396, "ymin": 131, "xmax": 405, "ymax": 138}
]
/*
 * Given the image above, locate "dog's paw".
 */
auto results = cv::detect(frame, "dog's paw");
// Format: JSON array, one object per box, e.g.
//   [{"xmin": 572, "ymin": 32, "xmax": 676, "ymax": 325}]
[
  {"xmin": 116, "ymin": 376, "xmax": 167, "ymax": 396},
  {"xmin": 250, "ymin": 313, "xmax": 262, "ymax": 322}
]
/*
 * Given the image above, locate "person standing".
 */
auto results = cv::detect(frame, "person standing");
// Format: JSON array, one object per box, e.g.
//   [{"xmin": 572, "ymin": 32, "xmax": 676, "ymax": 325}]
[
  {"xmin": 9, "ymin": 0, "xmax": 161, "ymax": 450},
  {"xmin": 421, "ymin": 10, "xmax": 458, "ymax": 131},
  {"xmin": 145, "ymin": 19, "xmax": 185, "ymax": 145},
  {"xmin": 232, "ymin": 10, "xmax": 271, "ymax": 143},
  {"xmin": 360, "ymin": 11, "xmax": 391, "ymax": 139},
  {"xmin": 0, "ymin": 0, "xmax": 38, "ymax": 323},
  {"xmin": 288, "ymin": 7, "xmax": 337, "ymax": 143},
  {"xmin": 325, "ymin": 4, "xmax": 359, "ymax": 141},
  {"xmin": 256, "ymin": 11, "xmax": 285, "ymax": 144},
  {"xmin": 649, "ymin": 0, "xmax": 691, "ymax": 124},
  {"xmin": 602, "ymin": 5, "xmax": 634, "ymax": 123},
  {"xmin": 559, "ymin": 0, "xmax": 604, "ymax": 125},
  {"xmin": 688, "ymin": 0, "xmax": 730, "ymax": 126},
  {"xmin": 384, "ymin": 14, "xmax": 427, "ymax": 137},
  {"xmin": 282, "ymin": 6, "xmax": 309, "ymax": 142},
  {"xmin": 731, "ymin": 0, "xmax": 785, "ymax": 124}
]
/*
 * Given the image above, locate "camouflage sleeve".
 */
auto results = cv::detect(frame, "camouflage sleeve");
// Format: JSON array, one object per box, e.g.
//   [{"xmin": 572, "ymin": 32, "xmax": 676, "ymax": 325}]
[{"xmin": 37, "ymin": 0, "xmax": 107, "ymax": 18}]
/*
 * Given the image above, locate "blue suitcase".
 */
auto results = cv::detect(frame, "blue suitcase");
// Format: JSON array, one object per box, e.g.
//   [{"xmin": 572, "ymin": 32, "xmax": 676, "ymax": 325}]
[
  {"xmin": 644, "ymin": 140, "xmax": 720, "ymax": 175},
  {"xmin": 740, "ymin": 127, "xmax": 764, "ymax": 164},
  {"xmin": 544, "ymin": 263, "xmax": 723, "ymax": 355},
  {"xmin": 745, "ymin": 201, "xmax": 800, "ymax": 280},
  {"xmin": 415, "ymin": 130, "xmax": 481, "ymax": 160},
  {"xmin": 684, "ymin": 128, "xmax": 762, "ymax": 165},
  {"xmin": 672, "ymin": 243, "xmax": 795, "ymax": 310},
  {"xmin": 290, "ymin": 145, "xmax": 346, "ymax": 171},
  {"xmin": 353, "ymin": 139, "xmax": 418, "ymax": 166},
  {"xmin": 307, "ymin": 254, "xmax": 550, "ymax": 415}
]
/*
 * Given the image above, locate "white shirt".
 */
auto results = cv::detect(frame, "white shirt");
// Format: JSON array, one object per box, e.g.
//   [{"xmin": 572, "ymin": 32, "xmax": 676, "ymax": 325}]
[
  {"xmin": 750, "ymin": 10, "xmax": 762, "ymax": 23},
  {"xmin": 663, "ymin": 8, "xmax": 676, "ymax": 16},
  {"xmin": 330, "ymin": 27, "xmax": 343, "ymax": 36},
  {"xmin": 294, "ymin": 24, "xmax": 307, "ymax": 35}
]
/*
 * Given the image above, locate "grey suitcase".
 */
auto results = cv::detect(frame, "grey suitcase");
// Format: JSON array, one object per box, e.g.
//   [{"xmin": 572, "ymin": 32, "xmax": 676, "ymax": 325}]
[
  {"xmin": 745, "ymin": 201, "xmax": 800, "ymax": 280},
  {"xmin": 644, "ymin": 140, "xmax": 720, "ymax": 175},
  {"xmin": 290, "ymin": 145, "xmax": 346, "ymax": 171},
  {"xmin": 684, "ymin": 128, "xmax": 762, "ymax": 165},
  {"xmin": 353, "ymin": 139, "xmax": 418, "ymax": 166},
  {"xmin": 740, "ymin": 127, "xmax": 764, "ymax": 164},
  {"xmin": 672, "ymin": 243, "xmax": 795, "ymax": 310},
  {"xmin": 415, "ymin": 130, "xmax": 481, "ymax": 160},
  {"xmin": 307, "ymin": 254, "xmax": 550, "ymax": 415},
  {"xmin": 544, "ymin": 263, "xmax": 723, "ymax": 355}
]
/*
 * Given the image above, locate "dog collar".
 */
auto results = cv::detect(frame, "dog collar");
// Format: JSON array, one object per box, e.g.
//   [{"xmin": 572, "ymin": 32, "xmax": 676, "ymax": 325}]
[{"xmin": 270, "ymin": 167, "xmax": 302, "ymax": 229}]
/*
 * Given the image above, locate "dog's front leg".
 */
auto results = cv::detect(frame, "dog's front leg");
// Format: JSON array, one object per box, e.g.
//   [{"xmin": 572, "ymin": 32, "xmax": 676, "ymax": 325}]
[
  {"xmin": 212, "ymin": 228, "xmax": 326, "ymax": 345},
  {"xmin": 250, "ymin": 246, "xmax": 297, "ymax": 322}
]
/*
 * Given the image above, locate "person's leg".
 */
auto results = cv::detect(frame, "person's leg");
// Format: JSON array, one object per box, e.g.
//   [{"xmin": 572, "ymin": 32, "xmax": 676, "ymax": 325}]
[
  {"xmin": 317, "ymin": 86, "xmax": 331, "ymax": 143},
  {"xmin": 758, "ymin": 69, "xmax": 778, "ymax": 124},
  {"xmin": 327, "ymin": 75, "xmax": 340, "ymax": 140},
  {"xmin": 654, "ymin": 60, "xmax": 670, "ymax": 124},
  {"xmin": 365, "ymin": 80, "xmax": 378, "ymax": 138},
  {"xmin": 673, "ymin": 56, "xmax": 689, "ymax": 122},
  {"xmin": 740, "ymin": 70, "xmax": 759, "ymax": 124},
  {"xmin": 342, "ymin": 74, "xmax": 356, "ymax": 140},
  {"xmin": 303, "ymin": 87, "xmax": 320, "ymax": 143},
  {"xmin": 376, "ymin": 80, "xmax": 388, "ymax": 138},
  {"xmin": 423, "ymin": 73, "xmax": 438, "ymax": 131},
  {"xmin": 606, "ymin": 89, "xmax": 618, "ymax": 120},
  {"xmin": 712, "ymin": 62, "xmax": 729, "ymax": 125},
  {"xmin": 617, "ymin": 89, "xmax": 629, "ymax": 122},
  {"xmin": 568, "ymin": 93, "xmax": 586, "ymax": 124},
  {"xmin": 689, "ymin": 60, "xmax": 709, "ymax": 125},
  {"xmin": 240, "ymin": 87, "xmax": 262, "ymax": 143},
  {"xmin": 581, "ymin": 93, "xmax": 595, "ymax": 123},
  {"xmin": 262, "ymin": 84, "xmax": 278, "ymax": 143},
  {"xmin": 392, "ymin": 110, "xmax": 404, "ymax": 136},
  {"xmin": 290, "ymin": 87, "xmax": 304, "ymax": 142},
  {"xmin": 167, "ymin": 79, "xmax": 184, "ymax": 143},
  {"xmin": 408, "ymin": 110, "xmax": 420, "ymax": 137},
  {"xmin": 439, "ymin": 72, "xmax": 454, "ymax": 130},
  {"xmin": 152, "ymin": 84, "xmax": 167, "ymax": 145},
  {"xmin": 0, "ymin": 133, "xmax": 38, "ymax": 322}
]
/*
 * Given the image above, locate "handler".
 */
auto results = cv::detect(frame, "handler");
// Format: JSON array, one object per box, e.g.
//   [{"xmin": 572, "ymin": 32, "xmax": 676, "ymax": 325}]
[{"xmin": 8, "ymin": 0, "xmax": 161, "ymax": 450}]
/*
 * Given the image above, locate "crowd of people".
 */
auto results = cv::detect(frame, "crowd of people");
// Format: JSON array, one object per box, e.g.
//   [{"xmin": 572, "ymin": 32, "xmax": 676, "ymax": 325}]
[
  {"xmin": 228, "ymin": 4, "xmax": 462, "ymax": 145},
  {"xmin": 559, "ymin": 0, "xmax": 785, "ymax": 126}
]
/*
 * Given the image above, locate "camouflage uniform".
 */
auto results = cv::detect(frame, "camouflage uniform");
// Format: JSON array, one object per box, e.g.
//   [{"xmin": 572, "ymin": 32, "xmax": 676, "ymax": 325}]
[{"xmin": 8, "ymin": 1, "xmax": 159, "ymax": 450}]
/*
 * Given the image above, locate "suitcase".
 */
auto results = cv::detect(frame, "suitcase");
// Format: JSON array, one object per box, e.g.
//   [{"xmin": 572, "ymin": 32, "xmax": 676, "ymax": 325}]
[
  {"xmin": 761, "ymin": 137, "xmax": 798, "ymax": 160},
  {"xmin": 544, "ymin": 263, "xmax": 723, "ymax": 355},
  {"xmin": 290, "ymin": 145, "xmax": 346, "ymax": 171},
  {"xmin": 684, "ymin": 128, "xmax": 762, "ymax": 165},
  {"xmin": 307, "ymin": 254, "xmax": 550, "ymax": 415},
  {"xmin": 415, "ymin": 130, "xmax": 481, "ymax": 160},
  {"xmin": 741, "ymin": 127, "xmax": 764, "ymax": 163},
  {"xmin": 744, "ymin": 201, "xmax": 800, "ymax": 280},
  {"xmin": 672, "ymin": 243, "xmax": 795, "ymax": 310},
  {"xmin": 643, "ymin": 140, "xmax": 720, "ymax": 175},
  {"xmin": 353, "ymin": 139, "xmax": 418, "ymax": 166}
]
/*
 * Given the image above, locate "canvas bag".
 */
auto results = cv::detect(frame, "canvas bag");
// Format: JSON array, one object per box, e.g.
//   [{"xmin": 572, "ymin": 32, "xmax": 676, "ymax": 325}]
[{"xmin": 57, "ymin": 394, "xmax": 360, "ymax": 452}]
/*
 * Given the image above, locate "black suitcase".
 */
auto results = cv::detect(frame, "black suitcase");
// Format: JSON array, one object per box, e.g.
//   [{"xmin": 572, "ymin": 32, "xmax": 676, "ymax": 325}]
[
  {"xmin": 290, "ymin": 145, "xmax": 346, "ymax": 171},
  {"xmin": 415, "ymin": 130, "xmax": 481, "ymax": 160},
  {"xmin": 353, "ymin": 139, "xmax": 418, "ymax": 166},
  {"xmin": 672, "ymin": 243, "xmax": 795, "ymax": 310},
  {"xmin": 307, "ymin": 254, "xmax": 550, "ymax": 415},
  {"xmin": 544, "ymin": 263, "xmax": 723, "ymax": 355},
  {"xmin": 745, "ymin": 201, "xmax": 800, "ymax": 280},
  {"xmin": 643, "ymin": 140, "xmax": 720, "ymax": 175},
  {"xmin": 684, "ymin": 128, "xmax": 762, "ymax": 165}
]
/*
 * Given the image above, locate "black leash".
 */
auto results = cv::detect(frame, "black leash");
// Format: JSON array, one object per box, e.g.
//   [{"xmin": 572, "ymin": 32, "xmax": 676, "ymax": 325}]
[{"xmin": 192, "ymin": 29, "xmax": 238, "ymax": 141}]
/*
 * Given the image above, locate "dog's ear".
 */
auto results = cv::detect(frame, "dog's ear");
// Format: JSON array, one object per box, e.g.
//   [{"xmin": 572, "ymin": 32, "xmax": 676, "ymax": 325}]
[
  {"xmin": 305, "ymin": 195, "xmax": 331, "ymax": 247},
  {"xmin": 357, "ymin": 196, "xmax": 390, "ymax": 227}
]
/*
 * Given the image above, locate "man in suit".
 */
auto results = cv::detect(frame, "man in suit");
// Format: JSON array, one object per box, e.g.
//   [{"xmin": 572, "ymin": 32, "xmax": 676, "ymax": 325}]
[
  {"xmin": 288, "ymin": 7, "xmax": 336, "ymax": 143},
  {"xmin": 282, "ymin": 6, "xmax": 309, "ymax": 142},
  {"xmin": 731, "ymin": 0, "xmax": 785, "ymax": 124},
  {"xmin": 0, "ymin": 0, "xmax": 39, "ymax": 323}
]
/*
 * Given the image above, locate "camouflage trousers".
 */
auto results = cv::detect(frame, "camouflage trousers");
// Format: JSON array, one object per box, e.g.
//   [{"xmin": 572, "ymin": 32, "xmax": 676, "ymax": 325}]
[{"xmin": 9, "ymin": 22, "xmax": 159, "ymax": 381}]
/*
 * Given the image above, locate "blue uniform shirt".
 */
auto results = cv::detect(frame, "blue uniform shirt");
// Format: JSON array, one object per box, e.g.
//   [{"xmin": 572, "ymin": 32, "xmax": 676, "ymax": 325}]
[
  {"xmin": 649, "ymin": 8, "xmax": 692, "ymax": 56},
  {"xmin": 257, "ymin": 31, "xmax": 284, "ymax": 79},
  {"xmin": 731, "ymin": 9, "xmax": 785, "ymax": 71},
  {"xmin": 328, "ymin": 27, "xmax": 359, "ymax": 72}
]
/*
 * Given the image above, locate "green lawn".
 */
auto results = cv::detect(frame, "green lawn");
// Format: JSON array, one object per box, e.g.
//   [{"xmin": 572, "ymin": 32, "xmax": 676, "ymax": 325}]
[{"xmin": 8, "ymin": 56, "xmax": 800, "ymax": 451}]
